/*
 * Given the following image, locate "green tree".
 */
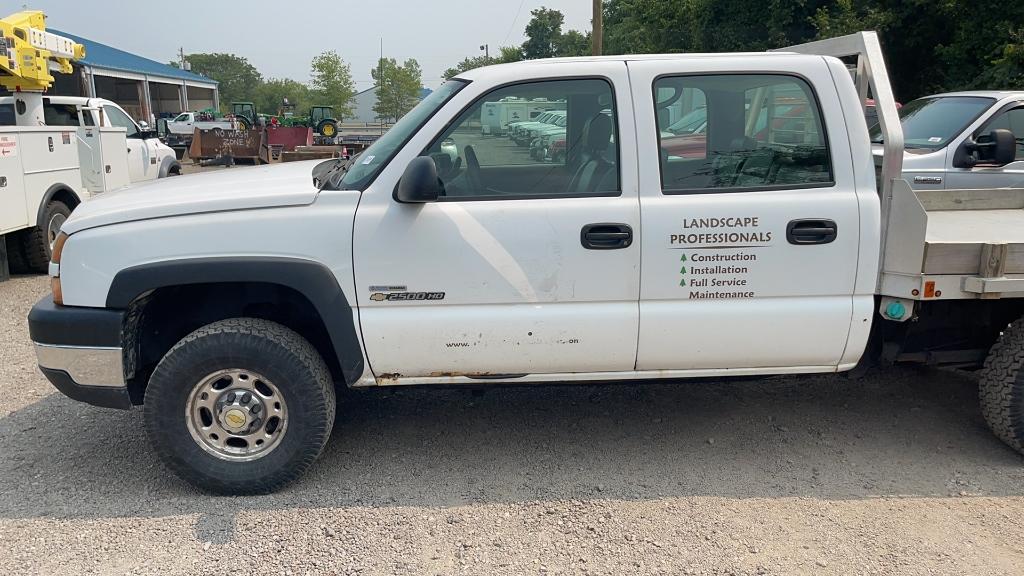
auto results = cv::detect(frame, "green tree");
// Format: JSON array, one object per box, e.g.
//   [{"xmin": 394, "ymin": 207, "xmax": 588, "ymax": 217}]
[
  {"xmin": 182, "ymin": 53, "xmax": 262, "ymax": 111},
  {"xmin": 442, "ymin": 46, "xmax": 523, "ymax": 80},
  {"xmin": 310, "ymin": 50, "xmax": 356, "ymax": 120},
  {"xmin": 371, "ymin": 58, "xmax": 423, "ymax": 122},
  {"xmin": 255, "ymin": 78, "xmax": 310, "ymax": 118},
  {"xmin": 522, "ymin": 7, "xmax": 567, "ymax": 59},
  {"xmin": 555, "ymin": 29, "xmax": 592, "ymax": 57}
]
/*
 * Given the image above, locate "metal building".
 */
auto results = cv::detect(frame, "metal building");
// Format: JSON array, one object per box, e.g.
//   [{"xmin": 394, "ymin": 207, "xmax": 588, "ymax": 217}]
[{"xmin": 48, "ymin": 29, "xmax": 219, "ymax": 125}]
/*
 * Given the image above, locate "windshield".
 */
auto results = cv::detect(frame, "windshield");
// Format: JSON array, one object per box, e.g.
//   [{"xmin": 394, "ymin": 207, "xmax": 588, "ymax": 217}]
[
  {"xmin": 869, "ymin": 96, "xmax": 994, "ymax": 149},
  {"xmin": 337, "ymin": 80, "xmax": 466, "ymax": 191}
]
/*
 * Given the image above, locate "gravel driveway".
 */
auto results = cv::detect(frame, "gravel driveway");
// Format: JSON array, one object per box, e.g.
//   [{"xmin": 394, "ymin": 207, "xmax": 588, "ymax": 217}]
[{"xmin": 2, "ymin": 275, "xmax": 1023, "ymax": 575}]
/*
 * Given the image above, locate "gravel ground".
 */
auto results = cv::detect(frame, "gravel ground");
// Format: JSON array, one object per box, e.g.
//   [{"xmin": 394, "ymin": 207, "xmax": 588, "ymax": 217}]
[{"xmin": 2, "ymin": 274, "xmax": 1024, "ymax": 575}]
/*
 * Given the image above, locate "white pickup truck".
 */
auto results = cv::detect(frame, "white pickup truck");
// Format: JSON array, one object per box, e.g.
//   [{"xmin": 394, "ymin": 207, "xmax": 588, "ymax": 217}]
[
  {"xmin": 163, "ymin": 111, "xmax": 237, "ymax": 150},
  {"xmin": 27, "ymin": 33, "xmax": 1024, "ymax": 494}
]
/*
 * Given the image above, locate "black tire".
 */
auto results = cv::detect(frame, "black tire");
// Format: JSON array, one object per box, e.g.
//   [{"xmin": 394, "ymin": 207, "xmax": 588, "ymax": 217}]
[
  {"xmin": 979, "ymin": 319, "xmax": 1024, "ymax": 454},
  {"xmin": 144, "ymin": 318, "xmax": 336, "ymax": 494},
  {"xmin": 22, "ymin": 200, "xmax": 70, "ymax": 273},
  {"xmin": 5, "ymin": 232, "xmax": 29, "ymax": 274},
  {"xmin": 236, "ymin": 118, "xmax": 251, "ymax": 131},
  {"xmin": 317, "ymin": 120, "xmax": 338, "ymax": 138}
]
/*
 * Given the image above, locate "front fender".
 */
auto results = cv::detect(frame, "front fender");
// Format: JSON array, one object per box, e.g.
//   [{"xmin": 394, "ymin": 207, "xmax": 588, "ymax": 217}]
[{"xmin": 106, "ymin": 257, "xmax": 364, "ymax": 384}]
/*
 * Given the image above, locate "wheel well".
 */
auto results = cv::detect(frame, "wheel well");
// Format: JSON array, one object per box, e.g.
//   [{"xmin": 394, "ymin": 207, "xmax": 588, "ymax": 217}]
[
  {"xmin": 123, "ymin": 282, "xmax": 343, "ymax": 404},
  {"xmin": 41, "ymin": 186, "xmax": 80, "ymax": 221}
]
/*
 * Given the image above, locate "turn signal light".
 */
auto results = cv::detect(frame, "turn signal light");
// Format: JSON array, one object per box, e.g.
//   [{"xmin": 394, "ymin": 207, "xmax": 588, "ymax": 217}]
[
  {"xmin": 51, "ymin": 232, "xmax": 68, "ymax": 265},
  {"xmin": 51, "ymin": 276, "xmax": 63, "ymax": 305}
]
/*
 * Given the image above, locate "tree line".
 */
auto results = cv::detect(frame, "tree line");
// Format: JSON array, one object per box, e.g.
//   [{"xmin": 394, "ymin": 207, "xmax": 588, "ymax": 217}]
[
  {"xmin": 174, "ymin": 52, "xmax": 424, "ymax": 122},
  {"xmin": 444, "ymin": 1, "xmax": 1024, "ymax": 102}
]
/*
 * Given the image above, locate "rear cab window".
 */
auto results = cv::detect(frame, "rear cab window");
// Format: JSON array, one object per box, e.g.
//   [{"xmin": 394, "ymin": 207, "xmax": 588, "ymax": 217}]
[{"xmin": 654, "ymin": 74, "xmax": 832, "ymax": 193}]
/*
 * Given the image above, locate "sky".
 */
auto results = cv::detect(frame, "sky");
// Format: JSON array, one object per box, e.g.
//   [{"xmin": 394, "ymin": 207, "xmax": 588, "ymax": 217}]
[{"xmin": 18, "ymin": 0, "xmax": 594, "ymax": 89}]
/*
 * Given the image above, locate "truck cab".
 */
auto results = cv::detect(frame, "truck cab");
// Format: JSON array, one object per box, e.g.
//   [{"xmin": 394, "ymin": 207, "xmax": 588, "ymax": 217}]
[
  {"xmin": 0, "ymin": 95, "xmax": 180, "ymax": 182},
  {"xmin": 871, "ymin": 91, "xmax": 1024, "ymax": 189}
]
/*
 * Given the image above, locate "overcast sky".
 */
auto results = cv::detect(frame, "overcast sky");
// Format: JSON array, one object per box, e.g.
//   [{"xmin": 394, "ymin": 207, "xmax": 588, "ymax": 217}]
[{"xmin": 22, "ymin": 0, "xmax": 594, "ymax": 89}]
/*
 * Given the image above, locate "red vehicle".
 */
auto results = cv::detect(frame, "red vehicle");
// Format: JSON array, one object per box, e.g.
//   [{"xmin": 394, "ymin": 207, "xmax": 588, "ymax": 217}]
[{"xmin": 661, "ymin": 104, "xmax": 806, "ymax": 158}]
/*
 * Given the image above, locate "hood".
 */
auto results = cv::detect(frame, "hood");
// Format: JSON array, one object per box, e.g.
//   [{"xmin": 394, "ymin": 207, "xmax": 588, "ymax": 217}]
[
  {"xmin": 871, "ymin": 144, "xmax": 946, "ymax": 167},
  {"xmin": 62, "ymin": 160, "xmax": 322, "ymax": 234}
]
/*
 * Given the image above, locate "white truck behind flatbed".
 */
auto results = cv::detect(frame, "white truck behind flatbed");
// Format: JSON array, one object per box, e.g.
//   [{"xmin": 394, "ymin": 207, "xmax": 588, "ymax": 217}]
[
  {"xmin": 25, "ymin": 32, "xmax": 1024, "ymax": 495},
  {"xmin": 163, "ymin": 111, "xmax": 237, "ymax": 149}
]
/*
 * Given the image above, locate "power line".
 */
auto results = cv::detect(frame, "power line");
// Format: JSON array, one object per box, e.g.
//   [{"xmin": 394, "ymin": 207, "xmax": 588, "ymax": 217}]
[{"xmin": 502, "ymin": 0, "xmax": 527, "ymax": 46}]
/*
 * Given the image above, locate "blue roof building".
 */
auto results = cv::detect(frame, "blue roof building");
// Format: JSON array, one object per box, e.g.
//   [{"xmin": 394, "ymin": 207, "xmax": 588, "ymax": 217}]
[{"xmin": 47, "ymin": 29, "xmax": 220, "ymax": 124}]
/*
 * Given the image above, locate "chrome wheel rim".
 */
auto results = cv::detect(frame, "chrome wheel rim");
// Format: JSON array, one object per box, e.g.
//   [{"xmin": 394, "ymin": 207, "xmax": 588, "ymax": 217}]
[
  {"xmin": 185, "ymin": 369, "xmax": 288, "ymax": 461},
  {"xmin": 47, "ymin": 213, "xmax": 66, "ymax": 250}
]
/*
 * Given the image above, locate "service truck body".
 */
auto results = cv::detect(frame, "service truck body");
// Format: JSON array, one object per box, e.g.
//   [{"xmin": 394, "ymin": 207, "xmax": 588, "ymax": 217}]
[{"xmin": 26, "ymin": 33, "xmax": 1024, "ymax": 494}]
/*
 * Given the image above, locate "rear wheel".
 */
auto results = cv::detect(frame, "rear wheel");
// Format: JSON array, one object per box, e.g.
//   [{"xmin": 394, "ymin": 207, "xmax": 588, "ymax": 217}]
[
  {"xmin": 318, "ymin": 120, "xmax": 337, "ymax": 138},
  {"xmin": 235, "ymin": 117, "xmax": 251, "ymax": 131},
  {"xmin": 143, "ymin": 318, "xmax": 336, "ymax": 494},
  {"xmin": 22, "ymin": 199, "xmax": 70, "ymax": 272},
  {"xmin": 979, "ymin": 319, "xmax": 1024, "ymax": 454},
  {"xmin": 4, "ymin": 233, "xmax": 28, "ymax": 274}
]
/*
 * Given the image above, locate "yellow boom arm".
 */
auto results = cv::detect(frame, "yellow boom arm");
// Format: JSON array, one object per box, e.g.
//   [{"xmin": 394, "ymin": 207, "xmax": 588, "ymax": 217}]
[{"xmin": 0, "ymin": 10, "xmax": 85, "ymax": 92}]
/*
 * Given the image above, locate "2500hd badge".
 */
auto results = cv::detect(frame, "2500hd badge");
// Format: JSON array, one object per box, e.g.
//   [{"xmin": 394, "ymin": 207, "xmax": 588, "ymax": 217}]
[{"xmin": 369, "ymin": 292, "xmax": 446, "ymax": 302}]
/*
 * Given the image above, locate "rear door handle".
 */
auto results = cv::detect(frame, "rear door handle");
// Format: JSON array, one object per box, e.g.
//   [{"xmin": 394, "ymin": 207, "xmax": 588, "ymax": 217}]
[
  {"xmin": 787, "ymin": 219, "xmax": 837, "ymax": 245},
  {"xmin": 581, "ymin": 223, "xmax": 633, "ymax": 250}
]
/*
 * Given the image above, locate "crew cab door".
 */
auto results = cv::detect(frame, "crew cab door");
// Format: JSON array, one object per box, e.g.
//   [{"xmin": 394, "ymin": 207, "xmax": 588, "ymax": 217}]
[
  {"xmin": 102, "ymin": 104, "xmax": 153, "ymax": 182},
  {"xmin": 353, "ymin": 62, "xmax": 640, "ymax": 380},
  {"xmin": 628, "ymin": 56, "xmax": 869, "ymax": 371}
]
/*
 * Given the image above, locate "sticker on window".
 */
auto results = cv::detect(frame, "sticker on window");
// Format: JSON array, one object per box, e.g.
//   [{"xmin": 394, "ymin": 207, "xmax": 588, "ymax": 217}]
[
  {"xmin": 928, "ymin": 137, "xmax": 942, "ymax": 143},
  {"xmin": 361, "ymin": 155, "xmax": 375, "ymax": 164}
]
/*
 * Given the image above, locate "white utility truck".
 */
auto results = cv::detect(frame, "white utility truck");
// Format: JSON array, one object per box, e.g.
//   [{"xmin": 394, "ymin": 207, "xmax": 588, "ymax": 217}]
[
  {"xmin": 28, "ymin": 33, "xmax": 1024, "ymax": 494},
  {"xmin": 0, "ymin": 12, "xmax": 144, "ymax": 274},
  {"xmin": 0, "ymin": 96, "xmax": 182, "ymax": 182}
]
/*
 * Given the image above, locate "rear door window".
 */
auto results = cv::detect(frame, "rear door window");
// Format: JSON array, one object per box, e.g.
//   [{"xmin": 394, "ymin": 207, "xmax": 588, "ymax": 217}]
[{"xmin": 654, "ymin": 74, "xmax": 832, "ymax": 193}]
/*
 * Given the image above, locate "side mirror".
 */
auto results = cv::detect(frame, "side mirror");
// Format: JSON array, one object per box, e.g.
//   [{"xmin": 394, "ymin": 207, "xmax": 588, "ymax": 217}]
[
  {"xmin": 954, "ymin": 128, "xmax": 1017, "ymax": 168},
  {"xmin": 394, "ymin": 156, "xmax": 443, "ymax": 203},
  {"xmin": 139, "ymin": 120, "xmax": 149, "ymax": 129},
  {"xmin": 987, "ymin": 128, "xmax": 1017, "ymax": 166}
]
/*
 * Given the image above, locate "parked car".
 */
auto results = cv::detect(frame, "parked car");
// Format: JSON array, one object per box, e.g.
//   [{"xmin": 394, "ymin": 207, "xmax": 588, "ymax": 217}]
[{"xmin": 27, "ymin": 33, "xmax": 1024, "ymax": 496}]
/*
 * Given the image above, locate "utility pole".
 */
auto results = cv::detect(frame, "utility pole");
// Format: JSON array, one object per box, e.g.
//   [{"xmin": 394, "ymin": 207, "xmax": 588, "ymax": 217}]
[
  {"xmin": 379, "ymin": 38, "xmax": 384, "ymax": 133},
  {"xmin": 480, "ymin": 44, "xmax": 489, "ymax": 58},
  {"xmin": 592, "ymin": 0, "xmax": 603, "ymax": 56}
]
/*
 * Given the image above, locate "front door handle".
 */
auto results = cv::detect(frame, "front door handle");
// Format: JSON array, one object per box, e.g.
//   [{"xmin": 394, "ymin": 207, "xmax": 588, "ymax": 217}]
[
  {"xmin": 787, "ymin": 219, "xmax": 837, "ymax": 245},
  {"xmin": 581, "ymin": 223, "xmax": 633, "ymax": 250}
]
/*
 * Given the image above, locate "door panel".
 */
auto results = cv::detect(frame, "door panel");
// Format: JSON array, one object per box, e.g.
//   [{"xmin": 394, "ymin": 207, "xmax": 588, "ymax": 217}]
[
  {"xmin": 355, "ymin": 196, "xmax": 640, "ymax": 377},
  {"xmin": 629, "ymin": 57, "xmax": 863, "ymax": 371},
  {"xmin": 353, "ymin": 62, "xmax": 640, "ymax": 379}
]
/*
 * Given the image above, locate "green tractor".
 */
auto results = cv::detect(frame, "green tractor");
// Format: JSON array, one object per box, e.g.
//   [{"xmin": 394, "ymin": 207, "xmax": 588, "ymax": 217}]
[
  {"xmin": 308, "ymin": 106, "xmax": 338, "ymax": 138},
  {"xmin": 279, "ymin": 104, "xmax": 338, "ymax": 138},
  {"xmin": 229, "ymin": 102, "xmax": 274, "ymax": 131}
]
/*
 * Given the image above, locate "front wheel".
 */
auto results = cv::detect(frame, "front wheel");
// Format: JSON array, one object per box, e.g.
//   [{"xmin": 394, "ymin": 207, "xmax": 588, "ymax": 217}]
[
  {"xmin": 979, "ymin": 319, "xmax": 1024, "ymax": 454},
  {"xmin": 143, "ymin": 318, "xmax": 336, "ymax": 494}
]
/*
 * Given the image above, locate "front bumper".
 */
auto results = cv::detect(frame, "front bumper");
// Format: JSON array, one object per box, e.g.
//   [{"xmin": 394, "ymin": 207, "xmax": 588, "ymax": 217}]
[{"xmin": 28, "ymin": 296, "xmax": 130, "ymax": 409}]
